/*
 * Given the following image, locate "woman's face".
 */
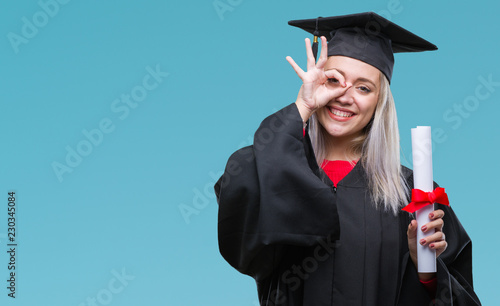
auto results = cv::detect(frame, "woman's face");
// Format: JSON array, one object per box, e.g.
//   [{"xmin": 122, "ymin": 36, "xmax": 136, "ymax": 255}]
[{"xmin": 316, "ymin": 56, "xmax": 381, "ymax": 142}]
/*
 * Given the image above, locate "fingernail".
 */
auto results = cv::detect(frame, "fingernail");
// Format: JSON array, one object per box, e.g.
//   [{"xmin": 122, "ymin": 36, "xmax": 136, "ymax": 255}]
[
  {"xmin": 429, "ymin": 213, "xmax": 434, "ymax": 218},
  {"xmin": 429, "ymin": 244, "xmax": 435, "ymax": 249},
  {"xmin": 421, "ymin": 225, "xmax": 427, "ymax": 232},
  {"xmin": 420, "ymin": 239, "xmax": 426, "ymax": 245}
]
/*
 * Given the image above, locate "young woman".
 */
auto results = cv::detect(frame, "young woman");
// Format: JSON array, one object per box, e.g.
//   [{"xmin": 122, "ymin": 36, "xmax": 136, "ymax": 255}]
[{"xmin": 215, "ymin": 12, "xmax": 481, "ymax": 305}]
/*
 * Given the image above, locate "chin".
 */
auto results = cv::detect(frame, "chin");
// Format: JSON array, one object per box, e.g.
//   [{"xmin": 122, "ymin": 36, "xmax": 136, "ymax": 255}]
[{"xmin": 320, "ymin": 121, "xmax": 364, "ymax": 141}]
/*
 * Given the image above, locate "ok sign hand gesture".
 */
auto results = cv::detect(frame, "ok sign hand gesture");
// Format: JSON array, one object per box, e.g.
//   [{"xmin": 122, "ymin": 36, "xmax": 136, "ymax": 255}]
[{"xmin": 286, "ymin": 36, "xmax": 351, "ymax": 122}]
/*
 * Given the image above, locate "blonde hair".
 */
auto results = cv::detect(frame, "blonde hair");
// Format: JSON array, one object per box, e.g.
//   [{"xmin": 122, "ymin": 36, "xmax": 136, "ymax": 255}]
[{"xmin": 308, "ymin": 73, "xmax": 409, "ymax": 214}]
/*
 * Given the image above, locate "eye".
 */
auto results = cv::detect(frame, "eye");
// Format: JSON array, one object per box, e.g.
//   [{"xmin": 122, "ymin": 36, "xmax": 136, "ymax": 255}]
[
  {"xmin": 327, "ymin": 78, "xmax": 339, "ymax": 84},
  {"xmin": 357, "ymin": 86, "xmax": 371, "ymax": 93}
]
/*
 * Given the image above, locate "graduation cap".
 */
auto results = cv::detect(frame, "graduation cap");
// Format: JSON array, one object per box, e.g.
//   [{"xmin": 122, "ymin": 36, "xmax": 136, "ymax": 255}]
[{"xmin": 288, "ymin": 12, "xmax": 437, "ymax": 82}]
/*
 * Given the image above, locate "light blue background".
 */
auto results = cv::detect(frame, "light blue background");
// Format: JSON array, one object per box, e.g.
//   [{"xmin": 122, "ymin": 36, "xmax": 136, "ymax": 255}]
[{"xmin": 0, "ymin": 0, "xmax": 498, "ymax": 305}]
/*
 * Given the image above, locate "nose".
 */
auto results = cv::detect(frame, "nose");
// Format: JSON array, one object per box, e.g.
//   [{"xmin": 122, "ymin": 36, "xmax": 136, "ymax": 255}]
[{"xmin": 335, "ymin": 85, "xmax": 354, "ymax": 105}]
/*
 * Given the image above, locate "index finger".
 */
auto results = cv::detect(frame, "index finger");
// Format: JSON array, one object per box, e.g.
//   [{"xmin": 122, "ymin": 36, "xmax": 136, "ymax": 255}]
[
  {"xmin": 429, "ymin": 209, "xmax": 445, "ymax": 220},
  {"xmin": 324, "ymin": 68, "xmax": 347, "ymax": 87}
]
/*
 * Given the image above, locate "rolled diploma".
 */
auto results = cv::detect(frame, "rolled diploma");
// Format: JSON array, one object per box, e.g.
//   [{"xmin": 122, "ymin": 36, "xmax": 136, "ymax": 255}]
[{"xmin": 411, "ymin": 126, "xmax": 436, "ymax": 273}]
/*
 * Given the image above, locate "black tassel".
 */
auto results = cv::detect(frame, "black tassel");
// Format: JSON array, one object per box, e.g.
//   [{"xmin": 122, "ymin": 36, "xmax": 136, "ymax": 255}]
[
  {"xmin": 312, "ymin": 17, "xmax": 321, "ymax": 61},
  {"xmin": 312, "ymin": 36, "xmax": 319, "ymax": 60}
]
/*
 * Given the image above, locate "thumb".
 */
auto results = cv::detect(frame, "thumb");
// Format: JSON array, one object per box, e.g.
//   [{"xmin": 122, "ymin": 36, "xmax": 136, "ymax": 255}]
[
  {"xmin": 407, "ymin": 220, "xmax": 418, "ymax": 239},
  {"xmin": 324, "ymin": 82, "xmax": 352, "ymax": 102}
]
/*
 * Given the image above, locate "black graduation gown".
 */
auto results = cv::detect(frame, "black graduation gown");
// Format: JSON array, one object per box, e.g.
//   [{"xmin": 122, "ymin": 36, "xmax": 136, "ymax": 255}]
[{"xmin": 215, "ymin": 103, "xmax": 481, "ymax": 305}]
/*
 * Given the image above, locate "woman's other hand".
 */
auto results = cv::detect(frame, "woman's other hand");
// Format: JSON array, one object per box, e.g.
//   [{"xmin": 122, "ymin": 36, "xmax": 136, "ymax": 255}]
[
  {"xmin": 407, "ymin": 209, "xmax": 448, "ymax": 281},
  {"xmin": 286, "ymin": 36, "xmax": 352, "ymax": 122}
]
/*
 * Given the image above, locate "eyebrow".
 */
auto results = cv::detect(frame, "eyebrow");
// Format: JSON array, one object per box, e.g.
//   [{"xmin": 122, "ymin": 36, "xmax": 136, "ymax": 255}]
[{"xmin": 325, "ymin": 68, "xmax": 378, "ymax": 90}]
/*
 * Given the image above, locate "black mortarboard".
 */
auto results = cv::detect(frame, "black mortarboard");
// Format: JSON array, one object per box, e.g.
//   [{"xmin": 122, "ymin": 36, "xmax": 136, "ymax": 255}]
[{"xmin": 288, "ymin": 12, "xmax": 437, "ymax": 82}]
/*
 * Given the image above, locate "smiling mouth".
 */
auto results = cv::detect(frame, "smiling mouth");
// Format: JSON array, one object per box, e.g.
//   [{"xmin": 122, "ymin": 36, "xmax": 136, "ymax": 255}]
[{"xmin": 329, "ymin": 107, "xmax": 355, "ymax": 118}]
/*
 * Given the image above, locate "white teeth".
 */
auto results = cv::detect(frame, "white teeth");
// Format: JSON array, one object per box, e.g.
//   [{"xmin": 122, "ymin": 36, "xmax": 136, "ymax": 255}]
[{"xmin": 330, "ymin": 108, "xmax": 354, "ymax": 117}]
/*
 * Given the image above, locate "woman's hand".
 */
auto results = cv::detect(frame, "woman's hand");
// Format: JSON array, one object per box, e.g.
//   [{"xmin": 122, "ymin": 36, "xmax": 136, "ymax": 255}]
[
  {"xmin": 286, "ymin": 36, "xmax": 352, "ymax": 122},
  {"xmin": 407, "ymin": 209, "xmax": 448, "ymax": 281}
]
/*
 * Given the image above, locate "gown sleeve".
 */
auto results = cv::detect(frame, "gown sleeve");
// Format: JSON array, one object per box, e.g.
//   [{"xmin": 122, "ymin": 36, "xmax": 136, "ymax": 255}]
[
  {"xmin": 214, "ymin": 103, "xmax": 340, "ymax": 281},
  {"xmin": 434, "ymin": 205, "xmax": 481, "ymax": 305},
  {"xmin": 398, "ymin": 174, "xmax": 481, "ymax": 305}
]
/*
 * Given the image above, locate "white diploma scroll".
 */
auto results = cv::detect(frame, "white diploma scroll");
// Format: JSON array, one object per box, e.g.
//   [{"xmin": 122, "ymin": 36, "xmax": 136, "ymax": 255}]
[{"xmin": 411, "ymin": 126, "xmax": 436, "ymax": 273}]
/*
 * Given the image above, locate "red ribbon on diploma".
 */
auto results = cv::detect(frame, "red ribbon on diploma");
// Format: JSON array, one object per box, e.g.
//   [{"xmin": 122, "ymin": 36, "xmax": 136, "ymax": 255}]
[{"xmin": 402, "ymin": 187, "xmax": 450, "ymax": 213}]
